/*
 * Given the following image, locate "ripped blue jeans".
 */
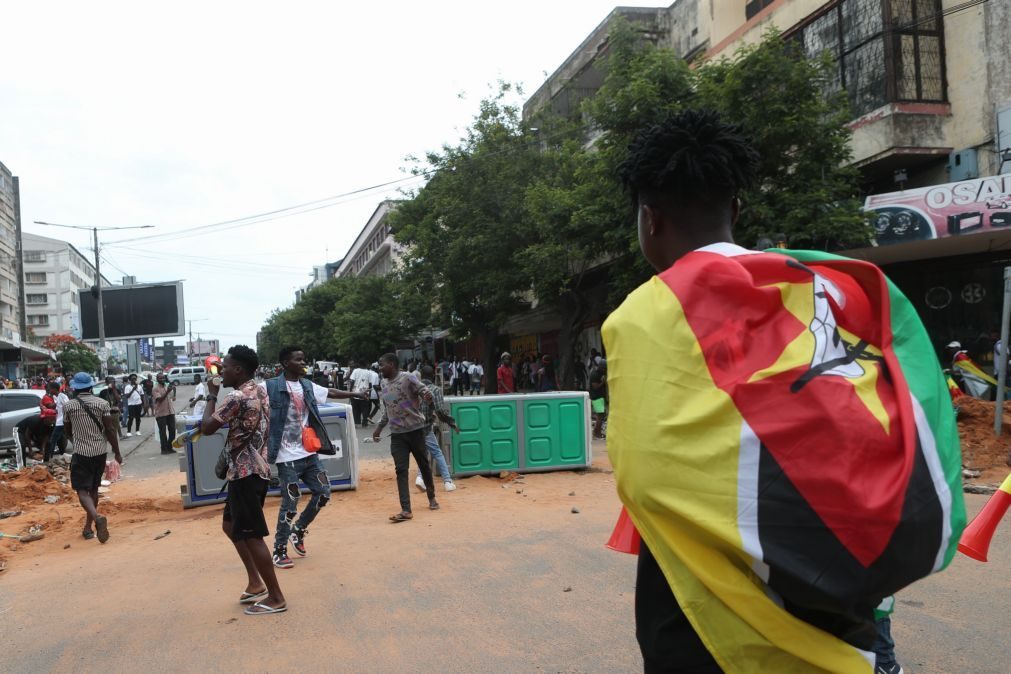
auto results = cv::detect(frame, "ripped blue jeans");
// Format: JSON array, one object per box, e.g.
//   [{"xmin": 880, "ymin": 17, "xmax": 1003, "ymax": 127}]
[{"xmin": 274, "ymin": 454, "xmax": 330, "ymax": 550}]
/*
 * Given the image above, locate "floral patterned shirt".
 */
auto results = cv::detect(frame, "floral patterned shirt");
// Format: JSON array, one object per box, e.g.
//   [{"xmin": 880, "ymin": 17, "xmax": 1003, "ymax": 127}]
[
  {"xmin": 212, "ymin": 379, "xmax": 270, "ymax": 481},
  {"xmin": 378, "ymin": 371, "xmax": 428, "ymax": 434}
]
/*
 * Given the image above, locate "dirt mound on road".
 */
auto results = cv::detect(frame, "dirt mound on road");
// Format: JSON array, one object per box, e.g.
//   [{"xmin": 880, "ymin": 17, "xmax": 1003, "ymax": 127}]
[
  {"xmin": 957, "ymin": 397, "xmax": 1011, "ymax": 482},
  {"xmin": 0, "ymin": 466, "xmax": 71, "ymax": 510}
]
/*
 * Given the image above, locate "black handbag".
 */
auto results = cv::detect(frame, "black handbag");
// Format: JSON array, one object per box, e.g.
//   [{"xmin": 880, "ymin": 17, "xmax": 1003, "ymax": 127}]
[{"xmin": 214, "ymin": 446, "xmax": 229, "ymax": 480}]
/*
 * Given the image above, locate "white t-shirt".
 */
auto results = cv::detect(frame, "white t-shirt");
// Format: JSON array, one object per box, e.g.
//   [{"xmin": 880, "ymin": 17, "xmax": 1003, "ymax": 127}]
[
  {"xmin": 54, "ymin": 392, "xmax": 70, "ymax": 426},
  {"xmin": 368, "ymin": 370, "xmax": 380, "ymax": 399},
  {"xmin": 258, "ymin": 380, "xmax": 329, "ymax": 463},
  {"xmin": 469, "ymin": 364, "xmax": 484, "ymax": 377},
  {"xmin": 350, "ymin": 368, "xmax": 372, "ymax": 396},
  {"xmin": 192, "ymin": 382, "xmax": 208, "ymax": 418},
  {"xmin": 124, "ymin": 383, "xmax": 143, "ymax": 406}
]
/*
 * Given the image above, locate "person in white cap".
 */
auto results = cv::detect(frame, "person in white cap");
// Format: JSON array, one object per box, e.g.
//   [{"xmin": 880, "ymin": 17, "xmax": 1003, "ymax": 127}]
[{"xmin": 63, "ymin": 372, "xmax": 122, "ymax": 543}]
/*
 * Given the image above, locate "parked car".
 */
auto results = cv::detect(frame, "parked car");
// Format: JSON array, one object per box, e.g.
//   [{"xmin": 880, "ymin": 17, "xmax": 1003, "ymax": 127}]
[{"xmin": 0, "ymin": 389, "xmax": 45, "ymax": 450}]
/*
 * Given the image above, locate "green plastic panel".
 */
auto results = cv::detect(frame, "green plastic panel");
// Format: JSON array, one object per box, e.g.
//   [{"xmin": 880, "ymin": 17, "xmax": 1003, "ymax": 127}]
[
  {"xmin": 522, "ymin": 398, "xmax": 587, "ymax": 468},
  {"xmin": 451, "ymin": 400, "xmax": 520, "ymax": 473}
]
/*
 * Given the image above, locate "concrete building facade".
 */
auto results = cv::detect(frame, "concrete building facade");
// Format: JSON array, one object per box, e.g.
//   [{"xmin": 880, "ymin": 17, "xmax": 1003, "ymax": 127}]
[
  {"xmin": 0, "ymin": 162, "xmax": 24, "ymax": 346},
  {"xmin": 21, "ymin": 232, "xmax": 112, "ymax": 338},
  {"xmin": 336, "ymin": 200, "xmax": 402, "ymax": 279}
]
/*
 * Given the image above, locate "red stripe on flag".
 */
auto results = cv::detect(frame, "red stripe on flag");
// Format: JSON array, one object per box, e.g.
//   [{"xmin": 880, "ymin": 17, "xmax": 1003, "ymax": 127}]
[{"xmin": 659, "ymin": 251, "xmax": 917, "ymax": 567}]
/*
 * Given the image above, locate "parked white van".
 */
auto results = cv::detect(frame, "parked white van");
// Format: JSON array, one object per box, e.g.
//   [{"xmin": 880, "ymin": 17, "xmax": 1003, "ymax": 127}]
[{"xmin": 166, "ymin": 365, "xmax": 207, "ymax": 384}]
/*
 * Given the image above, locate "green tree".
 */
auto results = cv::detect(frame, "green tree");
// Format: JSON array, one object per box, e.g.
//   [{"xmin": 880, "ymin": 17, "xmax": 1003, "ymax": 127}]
[
  {"xmin": 257, "ymin": 274, "xmax": 430, "ymax": 366},
  {"xmin": 693, "ymin": 31, "xmax": 869, "ymax": 250},
  {"xmin": 326, "ymin": 274, "xmax": 430, "ymax": 362},
  {"xmin": 57, "ymin": 340, "xmax": 101, "ymax": 375},
  {"xmin": 393, "ymin": 83, "xmax": 542, "ymax": 391}
]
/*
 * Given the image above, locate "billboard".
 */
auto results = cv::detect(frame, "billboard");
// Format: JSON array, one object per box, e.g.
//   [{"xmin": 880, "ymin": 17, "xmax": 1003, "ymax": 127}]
[
  {"xmin": 79, "ymin": 281, "xmax": 184, "ymax": 341},
  {"xmin": 864, "ymin": 174, "xmax": 1011, "ymax": 246},
  {"xmin": 188, "ymin": 339, "xmax": 219, "ymax": 355}
]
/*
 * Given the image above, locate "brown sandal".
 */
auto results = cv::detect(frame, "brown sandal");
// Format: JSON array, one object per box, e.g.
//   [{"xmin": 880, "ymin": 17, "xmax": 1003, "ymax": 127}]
[{"xmin": 389, "ymin": 511, "xmax": 413, "ymax": 523}]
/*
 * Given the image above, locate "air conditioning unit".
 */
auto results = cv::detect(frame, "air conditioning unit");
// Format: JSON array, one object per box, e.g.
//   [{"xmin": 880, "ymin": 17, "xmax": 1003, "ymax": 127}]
[{"xmin": 948, "ymin": 149, "xmax": 979, "ymax": 182}]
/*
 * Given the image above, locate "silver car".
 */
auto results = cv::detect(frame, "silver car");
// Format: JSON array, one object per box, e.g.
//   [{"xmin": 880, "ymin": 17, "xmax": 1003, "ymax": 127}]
[{"xmin": 0, "ymin": 389, "xmax": 46, "ymax": 450}]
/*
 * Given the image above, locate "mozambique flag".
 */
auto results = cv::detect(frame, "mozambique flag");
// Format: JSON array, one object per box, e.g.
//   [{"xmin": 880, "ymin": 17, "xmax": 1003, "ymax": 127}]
[{"xmin": 603, "ymin": 243, "xmax": 965, "ymax": 672}]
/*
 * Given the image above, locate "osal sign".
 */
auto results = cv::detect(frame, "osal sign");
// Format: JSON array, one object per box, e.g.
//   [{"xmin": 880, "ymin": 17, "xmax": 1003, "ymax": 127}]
[{"xmin": 864, "ymin": 174, "xmax": 1011, "ymax": 246}]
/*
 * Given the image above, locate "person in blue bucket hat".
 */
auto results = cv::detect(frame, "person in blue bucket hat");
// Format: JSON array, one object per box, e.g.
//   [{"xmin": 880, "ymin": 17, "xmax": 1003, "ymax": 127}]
[{"xmin": 63, "ymin": 372, "xmax": 122, "ymax": 543}]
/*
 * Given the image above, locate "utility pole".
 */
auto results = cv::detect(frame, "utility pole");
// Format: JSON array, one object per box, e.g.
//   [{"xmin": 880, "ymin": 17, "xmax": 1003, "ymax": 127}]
[
  {"xmin": 93, "ymin": 227, "xmax": 106, "ymax": 375},
  {"xmin": 33, "ymin": 221, "xmax": 153, "ymax": 377}
]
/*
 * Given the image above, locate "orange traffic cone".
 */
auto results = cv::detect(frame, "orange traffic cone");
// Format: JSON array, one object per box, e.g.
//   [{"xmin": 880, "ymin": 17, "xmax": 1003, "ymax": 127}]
[
  {"xmin": 958, "ymin": 473, "xmax": 1011, "ymax": 562},
  {"xmin": 606, "ymin": 506, "xmax": 641, "ymax": 555}
]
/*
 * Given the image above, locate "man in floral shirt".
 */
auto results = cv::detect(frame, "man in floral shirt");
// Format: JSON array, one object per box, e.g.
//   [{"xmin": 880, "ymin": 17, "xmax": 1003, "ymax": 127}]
[{"xmin": 202, "ymin": 344, "xmax": 286, "ymax": 616}]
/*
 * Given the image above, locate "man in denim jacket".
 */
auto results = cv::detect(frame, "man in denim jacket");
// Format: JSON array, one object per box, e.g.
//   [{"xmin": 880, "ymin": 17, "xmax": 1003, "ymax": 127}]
[{"xmin": 264, "ymin": 345, "xmax": 365, "ymax": 570}]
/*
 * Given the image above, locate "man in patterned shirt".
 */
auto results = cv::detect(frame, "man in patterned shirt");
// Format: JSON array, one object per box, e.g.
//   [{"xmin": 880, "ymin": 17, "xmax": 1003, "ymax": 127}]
[
  {"xmin": 372, "ymin": 353, "xmax": 437, "ymax": 522},
  {"xmin": 201, "ymin": 345, "xmax": 286, "ymax": 616}
]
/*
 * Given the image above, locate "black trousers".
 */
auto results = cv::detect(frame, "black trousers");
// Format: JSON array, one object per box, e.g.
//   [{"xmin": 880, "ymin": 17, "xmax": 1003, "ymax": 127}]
[
  {"xmin": 636, "ymin": 541, "xmax": 722, "ymax": 673},
  {"xmin": 368, "ymin": 398, "xmax": 380, "ymax": 420},
  {"xmin": 351, "ymin": 398, "xmax": 368, "ymax": 426},
  {"xmin": 156, "ymin": 414, "xmax": 176, "ymax": 452},
  {"xmin": 127, "ymin": 404, "xmax": 143, "ymax": 432},
  {"xmin": 452, "ymin": 379, "xmax": 464, "ymax": 396},
  {"xmin": 389, "ymin": 428, "xmax": 434, "ymax": 512}
]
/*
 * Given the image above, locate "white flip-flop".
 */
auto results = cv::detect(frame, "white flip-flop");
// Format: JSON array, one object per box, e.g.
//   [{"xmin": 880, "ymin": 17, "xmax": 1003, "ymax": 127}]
[
  {"xmin": 239, "ymin": 590, "xmax": 268, "ymax": 604},
  {"xmin": 244, "ymin": 602, "xmax": 287, "ymax": 616}
]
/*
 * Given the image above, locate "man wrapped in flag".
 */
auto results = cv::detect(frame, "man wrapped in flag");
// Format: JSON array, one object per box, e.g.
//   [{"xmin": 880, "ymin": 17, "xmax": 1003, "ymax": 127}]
[{"xmin": 603, "ymin": 109, "xmax": 965, "ymax": 673}]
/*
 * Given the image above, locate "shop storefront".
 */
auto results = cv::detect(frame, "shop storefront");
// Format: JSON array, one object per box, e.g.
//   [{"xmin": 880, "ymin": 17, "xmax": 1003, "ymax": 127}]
[{"xmin": 852, "ymin": 173, "xmax": 1011, "ymax": 367}]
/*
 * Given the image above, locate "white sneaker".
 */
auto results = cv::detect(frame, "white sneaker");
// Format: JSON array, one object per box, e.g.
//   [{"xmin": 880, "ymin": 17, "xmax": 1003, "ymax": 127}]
[
  {"xmin": 444, "ymin": 481, "xmax": 456, "ymax": 492},
  {"xmin": 415, "ymin": 474, "xmax": 426, "ymax": 491},
  {"xmin": 126, "ymin": 432, "xmax": 132, "ymax": 437}
]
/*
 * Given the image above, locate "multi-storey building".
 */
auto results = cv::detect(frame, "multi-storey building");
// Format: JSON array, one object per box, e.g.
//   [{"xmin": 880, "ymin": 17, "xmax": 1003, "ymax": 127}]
[
  {"xmin": 0, "ymin": 162, "xmax": 24, "ymax": 346},
  {"xmin": 21, "ymin": 232, "xmax": 112, "ymax": 337},
  {"xmin": 525, "ymin": 0, "xmax": 1011, "ymax": 360},
  {"xmin": 336, "ymin": 200, "xmax": 402, "ymax": 278}
]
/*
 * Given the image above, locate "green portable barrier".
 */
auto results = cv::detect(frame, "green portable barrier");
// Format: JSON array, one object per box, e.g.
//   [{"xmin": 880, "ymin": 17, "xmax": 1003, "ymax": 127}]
[{"xmin": 448, "ymin": 391, "xmax": 591, "ymax": 476}]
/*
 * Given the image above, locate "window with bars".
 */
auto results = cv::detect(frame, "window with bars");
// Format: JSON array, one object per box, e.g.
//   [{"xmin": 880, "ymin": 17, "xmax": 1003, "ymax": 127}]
[
  {"xmin": 25, "ymin": 272, "xmax": 46, "ymax": 285},
  {"xmin": 27, "ymin": 314, "xmax": 50, "ymax": 326},
  {"xmin": 792, "ymin": 0, "xmax": 945, "ymax": 118},
  {"xmin": 23, "ymin": 250, "xmax": 46, "ymax": 263},
  {"xmin": 26, "ymin": 293, "xmax": 48, "ymax": 305}
]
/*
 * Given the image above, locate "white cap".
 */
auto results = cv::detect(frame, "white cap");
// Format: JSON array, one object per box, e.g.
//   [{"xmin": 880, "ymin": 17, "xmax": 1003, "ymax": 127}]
[{"xmin": 946, "ymin": 341, "xmax": 962, "ymax": 349}]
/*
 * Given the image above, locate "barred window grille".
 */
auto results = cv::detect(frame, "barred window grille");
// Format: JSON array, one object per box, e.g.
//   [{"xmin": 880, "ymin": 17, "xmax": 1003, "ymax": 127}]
[{"xmin": 792, "ymin": 0, "xmax": 946, "ymax": 117}]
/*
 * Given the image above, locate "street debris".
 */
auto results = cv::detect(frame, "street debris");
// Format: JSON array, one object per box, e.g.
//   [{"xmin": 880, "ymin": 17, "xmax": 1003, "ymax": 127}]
[
  {"xmin": 0, "ymin": 511, "xmax": 21, "ymax": 520},
  {"xmin": 569, "ymin": 491, "xmax": 576, "ymax": 496},
  {"xmin": 153, "ymin": 530, "xmax": 171, "ymax": 541},
  {"xmin": 571, "ymin": 506, "xmax": 580, "ymax": 514},
  {"xmin": 563, "ymin": 587, "xmax": 572, "ymax": 592},
  {"xmin": 44, "ymin": 495, "xmax": 59, "ymax": 505},
  {"xmin": 965, "ymin": 484, "xmax": 998, "ymax": 495}
]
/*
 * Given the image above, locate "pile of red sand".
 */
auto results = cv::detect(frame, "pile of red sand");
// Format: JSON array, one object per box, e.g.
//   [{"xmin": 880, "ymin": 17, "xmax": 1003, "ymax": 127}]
[
  {"xmin": 956, "ymin": 397, "xmax": 1011, "ymax": 481},
  {"xmin": 0, "ymin": 466, "xmax": 71, "ymax": 511}
]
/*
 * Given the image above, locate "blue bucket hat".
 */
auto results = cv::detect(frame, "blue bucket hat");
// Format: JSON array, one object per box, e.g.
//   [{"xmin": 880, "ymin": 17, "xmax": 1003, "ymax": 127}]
[{"xmin": 69, "ymin": 372, "xmax": 96, "ymax": 390}]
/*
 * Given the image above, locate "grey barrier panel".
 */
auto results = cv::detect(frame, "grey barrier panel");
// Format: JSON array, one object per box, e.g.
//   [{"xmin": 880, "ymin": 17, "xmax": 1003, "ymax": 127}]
[{"xmin": 180, "ymin": 403, "xmax": 358, "ymax": 508}]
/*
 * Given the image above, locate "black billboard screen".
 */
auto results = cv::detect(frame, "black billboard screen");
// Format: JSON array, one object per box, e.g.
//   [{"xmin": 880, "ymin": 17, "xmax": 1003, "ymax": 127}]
[{"xmin": 79, "ymin": 282, "xmax": 185, "ymax": 340}]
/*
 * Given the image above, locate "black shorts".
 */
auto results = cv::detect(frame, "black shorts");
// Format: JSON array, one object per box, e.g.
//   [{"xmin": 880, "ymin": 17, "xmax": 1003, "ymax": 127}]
[
  {"xmin": 223, "ymin": 475, "xmax": 269, "ymax": 541},
  {"xmin": 70, "ymin": 453, "xmax": 107, "ymax": 492}
]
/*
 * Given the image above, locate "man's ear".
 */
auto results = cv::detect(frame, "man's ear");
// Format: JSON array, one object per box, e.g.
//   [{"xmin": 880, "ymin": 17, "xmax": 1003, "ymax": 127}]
[
  {"xmin": 643, "ymin": 203, "xmax": 662, "ymax": 237},
  {"xmin": 729, "ymin": 197, "xmax": 742, "ymax": 227}
]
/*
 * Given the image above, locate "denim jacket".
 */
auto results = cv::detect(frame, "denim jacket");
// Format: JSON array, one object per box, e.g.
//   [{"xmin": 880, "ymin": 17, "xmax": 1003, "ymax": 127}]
[{"xmin": 265, "ymin": 375, "xmax": 333, "ymax": 463}]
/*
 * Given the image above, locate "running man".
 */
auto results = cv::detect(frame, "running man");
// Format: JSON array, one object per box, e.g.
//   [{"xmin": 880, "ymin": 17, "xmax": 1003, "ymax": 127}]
[
  {"xmin": 415, "ymin": 365, "xmax": 458, "ymax": 493},
  {"xmin": 265, "ymin": 346, "xmax": 366, "ymax": 570}
]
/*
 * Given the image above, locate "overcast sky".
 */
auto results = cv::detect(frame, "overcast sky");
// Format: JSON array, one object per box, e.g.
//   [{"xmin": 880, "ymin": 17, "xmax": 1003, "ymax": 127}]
[{"xmin": 2, "ymin": 0, "xmax": 646, "ymax": 353}]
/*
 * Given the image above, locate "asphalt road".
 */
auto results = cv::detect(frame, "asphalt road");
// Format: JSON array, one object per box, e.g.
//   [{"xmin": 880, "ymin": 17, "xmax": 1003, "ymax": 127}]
[{"xmin": 33, "ymin": 387, "xmax": 1011, "ymax": 672}]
